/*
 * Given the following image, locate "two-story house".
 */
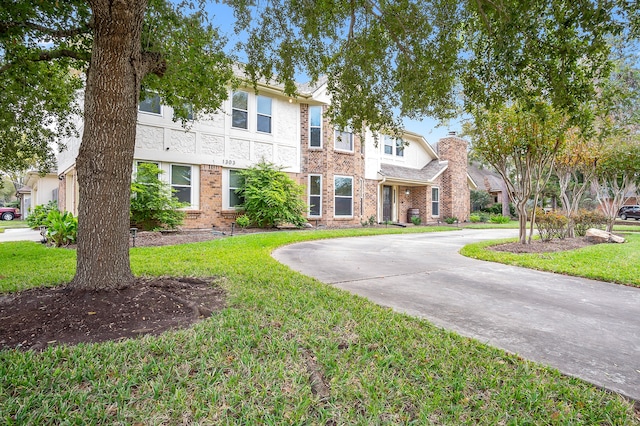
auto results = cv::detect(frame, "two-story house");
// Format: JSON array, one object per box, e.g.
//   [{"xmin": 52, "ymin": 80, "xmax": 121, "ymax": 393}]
[{"xmin": 56, "ymin": 75, "xmax": 475, "ymax": 229}]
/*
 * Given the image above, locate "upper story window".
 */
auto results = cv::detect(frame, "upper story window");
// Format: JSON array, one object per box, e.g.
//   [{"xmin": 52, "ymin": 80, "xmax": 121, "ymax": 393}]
[
  {"xmin": 309, "ymin": 106, "xmax": 322, "ymax": 148},
  {"xmin": 395, "ymin": 139, "xmax": 405, "ymax": 157},
  {"xmin": 257, "ymin": 95, "xmax": 272, "ymax": 133},
  {"xmin": 384, "ymin": 136, "xmax": 394, "ymax": 155},
  {"xmin": 139, "ymin": 93, "xmax": 162, "ymax": 115},
  {"xmin": 232, "ymin": 91, "xmax": 249, "ymax": 129},
  {"xmin": 334, "ymin": 128, "xmax": 353, "ymax": 152},
  {"xmin": 171, "ymin": 164, "xmax": 192, "ymax": 205},
  {"xmin": 173, "ymin": 104, "xmax": 194, "ymax": 121},
  {"xmin": 383, "ymin": 135, "xmax": 404, "ymax": 157}
]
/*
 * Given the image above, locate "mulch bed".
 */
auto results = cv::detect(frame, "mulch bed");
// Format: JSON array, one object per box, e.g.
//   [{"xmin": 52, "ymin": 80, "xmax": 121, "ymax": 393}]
[
  {"xmin": 489, "ymin": 237, "xmax": 597, "ymax": 253},
  {"xmin": 0, "ymin": 276, "xmax": 226, "ymax": 351}
]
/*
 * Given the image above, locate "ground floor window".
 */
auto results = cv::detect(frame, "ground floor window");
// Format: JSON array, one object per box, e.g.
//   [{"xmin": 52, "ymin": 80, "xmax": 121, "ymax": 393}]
[
  {"xmin": 334, "ymin": 175, "xmax": 353, "ymax": 217},
  {"xmin": 228, "ymin": 169, "xmax": 245, "ymax": 209},
  {"xmin": 309, "ymin": 174, "xmax": 322, "ymax": 217},
  {"xmin": 432, "ymin": 186, "xmax": 440, "ymax": 217},
  {"xmin": 171, "ymin": 164, "xmax": 192, "ymax": 204}
]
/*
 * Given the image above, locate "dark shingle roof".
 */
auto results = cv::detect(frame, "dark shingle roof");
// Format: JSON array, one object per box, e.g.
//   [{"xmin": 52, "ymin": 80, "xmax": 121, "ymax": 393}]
[
  {"xmin": 379, "ymin": 160, "xmax": 448, "ymax": 183},
  {"xmin": 467, "ymin": 162, "xmax": 504, "ymax": 192}
]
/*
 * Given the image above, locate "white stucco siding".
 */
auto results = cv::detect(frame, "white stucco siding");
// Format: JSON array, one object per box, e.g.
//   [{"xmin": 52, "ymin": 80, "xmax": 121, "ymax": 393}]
[{"xmin": 134, "ymin": 93, "xmax": 301, "ymax": 173}]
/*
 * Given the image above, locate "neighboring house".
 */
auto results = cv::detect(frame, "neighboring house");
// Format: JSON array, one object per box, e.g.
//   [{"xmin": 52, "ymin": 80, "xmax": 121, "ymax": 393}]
[
  {"xmin": 467, "ymin": 161, "xmax": 511, "ymax": 217},
  {"xmin": 16, "ymin": 171, "xmax": 59, "ymax": 219},
  {"xmin": 56, "ymin": 74, "xmax": 475, "ymax": 228}
]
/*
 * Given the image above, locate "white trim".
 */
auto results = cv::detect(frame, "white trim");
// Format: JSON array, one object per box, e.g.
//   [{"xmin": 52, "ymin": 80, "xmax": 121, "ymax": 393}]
[
  {"xmin": 170, "ymin": 163, "xmax": 194, "ymax": 207},
  {"xmin": 309, "ymin": 105, "xmax": 323, "ymax": 148},
  {"xmin": 431, "ymin": 186, "xmax": 440, "ymax": 217},
  {"xmin": 334, "ymin": 175, "xmax": 354, "ymax": 217},
  {"xmin": 308, "ymin": 174, "xmax": 322, "ymax": 217},
  {"xmin": 138, "ymin": 93, "xmax": 163, "ymax": 116},
  {"xmin": 256, "ymin": 95, "xmax": 272, "ymax": 134},
  {"xmin": 334, "ymin": 129, "xmax": 354, "ymax": 153},
  {"xmin": 231, "ymin": 90, "xmax": 249, "ymax": 130}
]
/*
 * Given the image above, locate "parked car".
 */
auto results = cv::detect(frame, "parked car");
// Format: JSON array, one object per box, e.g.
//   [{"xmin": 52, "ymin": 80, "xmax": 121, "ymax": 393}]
[
  {"xmin": 618, "ymin": 205, "xmax": 640, "ymax": 220},
  {"xmin": 0, "ymin": 207, "xmax": 21, "ymax": 221}
]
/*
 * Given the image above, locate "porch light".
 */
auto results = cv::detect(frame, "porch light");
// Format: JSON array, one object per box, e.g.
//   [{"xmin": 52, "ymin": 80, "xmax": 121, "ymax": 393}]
[{"xmin": 405, "ymin": 189, "xmax": 410, "ymax": 195}]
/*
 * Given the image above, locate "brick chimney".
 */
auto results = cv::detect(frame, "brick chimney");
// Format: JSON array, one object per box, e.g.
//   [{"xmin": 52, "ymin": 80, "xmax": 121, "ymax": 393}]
[{"xmin": 438, "ymin": 132, "xmax": 470, "ymax": 221}]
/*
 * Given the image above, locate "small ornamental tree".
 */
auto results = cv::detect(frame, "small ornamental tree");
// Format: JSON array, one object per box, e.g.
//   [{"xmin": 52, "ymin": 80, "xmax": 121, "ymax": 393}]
[
  {"xmin": 593, "ymin": 137, "xmax": 640, "ymax": 232},
  {"xmin": 237, "ymin": 162, "xmax": 307, "ymax": 228},
  {"xmin": 471, "ymin": 103, "xmax": 567, "ymax": 244},
  {"xmin": 130, "ymin": 163, "xmax": 186, "ymax": 231}
]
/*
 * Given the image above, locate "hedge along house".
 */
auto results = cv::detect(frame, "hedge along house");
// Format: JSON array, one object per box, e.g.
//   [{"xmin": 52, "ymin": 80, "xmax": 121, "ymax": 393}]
[{"xmin": 57, "ymin": 72, "xmax": 475, "ymax": 229}]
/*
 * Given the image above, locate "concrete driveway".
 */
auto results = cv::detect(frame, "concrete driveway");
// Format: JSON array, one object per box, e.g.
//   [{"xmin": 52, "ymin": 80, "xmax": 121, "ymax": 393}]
[
  {"xmin": 0, "ymin": 227, "xmax": 43, "ymax": 243},
  {"xmin": 273, "ymin": 229, "xmax": 640, "ymax": 401}
]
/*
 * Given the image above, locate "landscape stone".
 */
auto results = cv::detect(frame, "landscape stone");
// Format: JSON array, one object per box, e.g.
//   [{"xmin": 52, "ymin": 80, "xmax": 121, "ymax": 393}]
[{"xmin": 585, "ymin": 228, "xmax": 625, "ymax": 244}]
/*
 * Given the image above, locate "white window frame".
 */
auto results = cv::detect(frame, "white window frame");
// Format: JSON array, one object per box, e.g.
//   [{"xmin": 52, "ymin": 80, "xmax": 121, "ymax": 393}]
[
  {"xmin": 334, "ymin": 128, "xmax": 353, "ymax": 153},
  {"xmin": 170, "ymin": 164, "xmax": 193, "ymax": 206},
  {"xmin": 308, "ymin": 174, "xmax": 322, "ymax": 217},
  {"xmin": 334, "ymin": 175, "xmax": 353, "ymax": 217},
  {"xmin": 395, "ymin": 138, "xmax": 405, "ymax": 157},
  {"xmin": 257, "ymin": 95, "xmax": 272, "ymax": 134},
  {"xmin": 226, "ymin": 169, "xmax": 245, "ymax": 210},
  {"xmin": 138, "ymin": 93, "xmax": 162, "ymax": 116},
  {"xmin": 431, "ymin": 186, "xmax": 440, "ymax": 217},
  {"xmin": 309, "ymin": 105, "xmax": 323, "ymax": 148},
  {"xmin": 383, "ymin": 135, "xmax": 394, "ymax": 155},
  {"xmin": 231, "ymin": 90, "xmax": 249, "ymax": 130}
]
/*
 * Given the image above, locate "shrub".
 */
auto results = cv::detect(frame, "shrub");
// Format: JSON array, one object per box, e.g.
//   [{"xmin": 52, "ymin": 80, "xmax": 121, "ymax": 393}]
[
  {"xmin": 411, "ymin": 216, "xmax": 422, "ymax": 225},
  {"xmin": 45, "ymin": 210, "xmax": 78, "ymax": 247},
  {"xmin": 27, "ymin": 201, "xmax": 57, "ymax": 228},
  {"xmin": 130, "ymin": 163, "xmax": 187, "ymax": 231},
  {"xmin": 489, "ymin": 214, "xmax": 510, "ymax": 224},
  {"xmin": 572, "ymin": 209, "xmax": 607, "ymax": 237},
  {"xmin": 235, "ymin": 214, "xmax": 250, "ymax": 229},
  {"xmin": 469, "ymin": 213, "xmax": 482, "ymax": 223},
  {"xmin": 238, "ymin": 161, "xmax": 307, "ymax": 228},
  {"xmin": 444, "ymin": 216, "xmax": 458, "ymax": 224},
  {"xmin": 470, "ymin": 189, "xmax": 492, "ymax": 211},
  {"xmin": 535, "ymin": 208, "xmax": 568, "ymax": 241}
]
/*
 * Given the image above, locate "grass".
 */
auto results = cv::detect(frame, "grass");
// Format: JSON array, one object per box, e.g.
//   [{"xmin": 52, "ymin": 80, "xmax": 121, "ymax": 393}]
[
  {"xmin": 0, "ymin": 219, "xmax": 30, "ymax": 232},
  {"xmin": 461, "ymin": 232, "xmax": 640, "ymax": 287},
  {"xmin": 1, "ymin": 227, "xmax": 639, "ymax": 424}
]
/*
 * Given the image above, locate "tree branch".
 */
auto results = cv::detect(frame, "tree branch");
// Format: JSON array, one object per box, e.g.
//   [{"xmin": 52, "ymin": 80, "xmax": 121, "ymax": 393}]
[
  {"xmin": 140, "ymin": 51, "xmax": 167, "ymax": 78},
  {"xmin": 0, "ymin": 49, "xmax": 90, "ymax": 74},
  {"xmin": 0, "ymin": 20, "xmax": 92, "ymax": 39}
]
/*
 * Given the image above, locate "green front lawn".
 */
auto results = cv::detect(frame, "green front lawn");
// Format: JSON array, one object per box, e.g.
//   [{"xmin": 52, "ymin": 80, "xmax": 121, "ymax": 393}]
[
  {"xmin": 461, "ymin": 233, "xmax": 640, "ymax": 287},
  {"xmin": 1, "ymin": 228, "xmax": 638, "ymax": 424}
]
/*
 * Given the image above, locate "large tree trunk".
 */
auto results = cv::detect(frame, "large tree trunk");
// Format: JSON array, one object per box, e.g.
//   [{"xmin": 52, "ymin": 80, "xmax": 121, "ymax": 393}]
[{"xmin": 70, "ymin": 1, "xmax": 148, "ymax": 290}]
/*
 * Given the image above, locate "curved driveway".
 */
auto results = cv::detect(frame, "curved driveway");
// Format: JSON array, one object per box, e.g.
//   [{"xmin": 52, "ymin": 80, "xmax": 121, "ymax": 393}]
[{"xmin": 273, "ymin": 229, "xmax": 640, "ymax": 401}]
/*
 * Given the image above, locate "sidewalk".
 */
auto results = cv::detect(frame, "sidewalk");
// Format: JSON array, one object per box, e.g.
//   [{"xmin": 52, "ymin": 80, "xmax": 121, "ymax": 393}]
[{"xmin": 0, "ymin": 228, "xmax": 44, "ymax": 243}]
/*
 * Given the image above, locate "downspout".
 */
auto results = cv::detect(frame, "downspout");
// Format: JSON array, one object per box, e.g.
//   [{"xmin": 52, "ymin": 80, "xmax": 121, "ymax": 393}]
[{"xmin": 377, "ymin": 175, "xmax": 387, "ymax": 224}]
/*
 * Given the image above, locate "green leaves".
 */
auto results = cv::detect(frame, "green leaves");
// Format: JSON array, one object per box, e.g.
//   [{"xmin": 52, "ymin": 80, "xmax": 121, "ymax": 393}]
[
  {"xmin": 237, "ymin": 161, "xmax": 307, "ymax": 228},
  {"xmin": 45, "ymin": 209, "xmax": 78, "ymax": 247},
  {"xmin": 130, "ymin": 163, "xmax": 187, "ymax": 231}
]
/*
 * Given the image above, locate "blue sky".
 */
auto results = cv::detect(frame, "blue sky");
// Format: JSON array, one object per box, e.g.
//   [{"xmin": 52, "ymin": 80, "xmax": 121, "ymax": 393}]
[{"xmin": 203, "ymin": 2, "xmax": 464, "ymax": 144}]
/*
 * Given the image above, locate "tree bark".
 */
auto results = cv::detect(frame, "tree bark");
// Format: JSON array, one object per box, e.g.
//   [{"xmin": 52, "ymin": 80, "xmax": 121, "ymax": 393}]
[{"xmin": 70, "ymin": 1, "xmax": 148, "ymax": 290}]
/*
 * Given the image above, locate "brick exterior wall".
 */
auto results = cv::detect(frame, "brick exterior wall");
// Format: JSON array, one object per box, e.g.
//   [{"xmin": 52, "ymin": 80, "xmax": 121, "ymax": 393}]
[
  {"xmin": 299, "ymin": 104, "xmax": 374, "ymax": 227},
  {"xmin": 438, "ymin": 135, "xmax": 470, "ymax": 222},
  {"xmin": 183, "ymin": 164, "xmax": 246, "ymax": 230}
]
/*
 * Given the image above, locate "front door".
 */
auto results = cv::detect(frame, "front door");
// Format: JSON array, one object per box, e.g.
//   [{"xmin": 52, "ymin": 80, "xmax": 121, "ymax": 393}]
[{"xmin": 382, "ymin": 185, "xmax": 392, "ymax": 222}]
